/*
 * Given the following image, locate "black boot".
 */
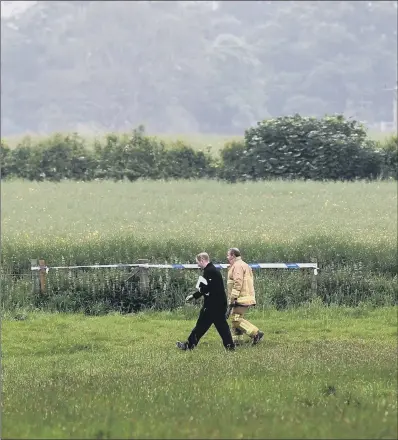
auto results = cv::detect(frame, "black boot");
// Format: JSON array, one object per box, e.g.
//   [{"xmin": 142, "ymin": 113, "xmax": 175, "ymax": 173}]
[
  {"xmin": 252, "ymin": 331, "xmax": 264, "ymax": 345},
  {"xmin": 176, "ymin": 341, "xmax": 193, "ymax": 351}
]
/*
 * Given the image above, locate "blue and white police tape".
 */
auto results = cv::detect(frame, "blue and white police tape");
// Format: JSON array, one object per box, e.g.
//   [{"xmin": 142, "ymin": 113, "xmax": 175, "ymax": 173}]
[{"xmin": 31, "ymin": 262, "xmax": 318, "ymax": 274}]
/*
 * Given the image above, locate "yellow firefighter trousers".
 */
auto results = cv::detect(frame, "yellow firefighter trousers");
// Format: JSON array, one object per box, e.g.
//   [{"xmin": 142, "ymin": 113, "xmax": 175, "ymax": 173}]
[{"xmin": 230, "ymin": 305, "xmax": 259, "ymax": 343}]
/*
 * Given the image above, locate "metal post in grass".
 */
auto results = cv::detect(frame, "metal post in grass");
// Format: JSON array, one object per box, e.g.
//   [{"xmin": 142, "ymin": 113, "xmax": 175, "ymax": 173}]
[
  {"xmin": 31, "ymin": 259, "xmax": 40, "ymax": 294},
  {"xmin": 137, "ymin": 259, "xmax": 149, "ymax": 294},
  {"xmin": 311, "ymin": 257, "xmax": 318, "ymax": 299},
  {"xmin": 38, "ymin": 259, "xmax": 47, "ymax": 294}
]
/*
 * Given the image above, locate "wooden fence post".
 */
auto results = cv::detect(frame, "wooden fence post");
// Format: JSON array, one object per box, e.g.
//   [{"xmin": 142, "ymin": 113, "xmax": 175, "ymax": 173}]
[
  {"xmin": 38, "ymin": 259, "xmax": 47, "ymax": 294},
  {"xmin": 137, "ymin": 259, "xmax": 149, "ymax": 294},
  {"xmin": 31, "ymin": 259, "xmax": 40, "ymax": 294}
]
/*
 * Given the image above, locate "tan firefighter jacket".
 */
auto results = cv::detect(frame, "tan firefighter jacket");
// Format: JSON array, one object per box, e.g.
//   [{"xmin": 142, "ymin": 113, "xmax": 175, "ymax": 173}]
[{"xmin": 227, "ymin": 257, "xmax": 256, "ymax": 306}]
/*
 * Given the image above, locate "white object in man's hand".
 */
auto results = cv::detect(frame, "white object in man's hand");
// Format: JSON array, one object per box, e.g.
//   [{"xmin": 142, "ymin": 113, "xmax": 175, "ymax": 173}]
[
  {"xmin": 185, "ymin": 294, "xmax": 194, "ymax": 302},
  {"xmin": 195, "ymin": 276, "xmax": 208, "ymax": 290}
]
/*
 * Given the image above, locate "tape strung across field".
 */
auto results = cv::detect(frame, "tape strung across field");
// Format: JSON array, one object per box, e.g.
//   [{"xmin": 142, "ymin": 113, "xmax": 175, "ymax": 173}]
[{"xmin": 31, "ymin": 262, "xmax": 319, "ymax": 274}]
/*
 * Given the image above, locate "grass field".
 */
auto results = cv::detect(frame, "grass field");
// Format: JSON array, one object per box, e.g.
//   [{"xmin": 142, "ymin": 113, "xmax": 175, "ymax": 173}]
[
  {"xmin": 1, "ymin": 178, "xmax": 397, "ymax": 438},
  {"xmin": 2, "ymin": 305, "xmax": 397, "ymax": 439}
]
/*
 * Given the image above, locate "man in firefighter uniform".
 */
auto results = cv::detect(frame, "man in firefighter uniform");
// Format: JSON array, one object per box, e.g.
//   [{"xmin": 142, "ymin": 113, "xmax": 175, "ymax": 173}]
[{"xmin": 226, "ymin": 248, "xmax": 264, "ymax": 345}]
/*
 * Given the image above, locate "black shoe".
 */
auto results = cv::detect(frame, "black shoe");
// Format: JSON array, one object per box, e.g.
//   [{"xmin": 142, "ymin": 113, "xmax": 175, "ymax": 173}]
[
  {"xmin": 252, "ymin": 331, "xmax": 264, "ymax": 345},
  {"xmin": 233, "ymin": 340, "xmax": 244, "ymax": 346},
  {"xmin": 176, "ymin": 341, "xmax": 189, "ymax": 350}
]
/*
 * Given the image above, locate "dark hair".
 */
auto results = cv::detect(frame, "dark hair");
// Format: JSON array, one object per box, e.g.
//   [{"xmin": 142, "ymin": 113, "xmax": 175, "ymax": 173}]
[{"xmin": 228, "ymin": 248, "xmax": 241, "ymax": 257}]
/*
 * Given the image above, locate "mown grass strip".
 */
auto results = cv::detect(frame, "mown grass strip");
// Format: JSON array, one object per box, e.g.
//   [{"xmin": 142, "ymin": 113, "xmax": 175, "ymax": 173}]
[{"xmin": 2, "ymin": 306, "xmax": 397, "ymax": 439}]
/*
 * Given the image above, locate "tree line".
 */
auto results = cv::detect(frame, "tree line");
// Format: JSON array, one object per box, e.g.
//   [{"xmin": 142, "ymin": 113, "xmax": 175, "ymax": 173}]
[{"xmin": 1, "ymin": 116, "xmax": 396, "ymax": 182}]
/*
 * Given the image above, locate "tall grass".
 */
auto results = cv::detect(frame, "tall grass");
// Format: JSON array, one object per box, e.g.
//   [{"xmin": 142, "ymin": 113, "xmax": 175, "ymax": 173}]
[{"xmin": 1, "ymin": 180, "xmax": 397, "ymax": 312}]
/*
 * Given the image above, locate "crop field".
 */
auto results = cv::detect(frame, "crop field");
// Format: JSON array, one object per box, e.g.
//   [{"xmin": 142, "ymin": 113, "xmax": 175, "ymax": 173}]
[
  {"xmin": 2, "ymin": 179, "xmax": 397, "ymax": 261},
  {"xmin": 1, "ymin": 178, "xmax": 397, "ymax": 438},
  {"xmin": 1, "ymin": 179, "xmax": 397, "ymax": 311}
]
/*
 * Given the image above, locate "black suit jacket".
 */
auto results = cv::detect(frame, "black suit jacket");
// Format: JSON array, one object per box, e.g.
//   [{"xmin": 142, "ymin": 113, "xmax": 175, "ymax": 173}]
[{"xmin": 193, "ymin": 262, "xmax": 228, "ymax": 313}]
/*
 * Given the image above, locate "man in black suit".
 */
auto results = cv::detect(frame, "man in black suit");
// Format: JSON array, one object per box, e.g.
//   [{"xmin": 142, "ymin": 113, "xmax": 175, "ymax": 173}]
[{"xmin": 176, "ymin": 252, "xmax": 235, "ymax": 351}]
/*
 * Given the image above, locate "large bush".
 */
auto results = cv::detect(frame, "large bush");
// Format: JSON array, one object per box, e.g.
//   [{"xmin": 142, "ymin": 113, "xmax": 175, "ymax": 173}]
[
  {"xmin": 218, "ymin": 140, "xmax": 252, "ymax": 182},
  {"xmin": 0, "ymin": 141, "xmax": 12, "ymax": 179},
  {"xmin": 36, "ymin": 133, "xmax": 96, "ymax": 181},
  {"xmin": 377, "ymin": 135, "xmax": 397, "ymax": 179},
  {"xmin": 3, "ymin": 134, "xmax": 97, "ymax": 181},
  {"xmin": 161, "ymin": 141, "xmax": 216, "ymax": 180},
  {"xmin": 220, "ymin": 114, "xmax": 384, "ymax": 182},
  {"xmin": 93, "ymin": 128, "xmax": 166, "ymax": 181}
]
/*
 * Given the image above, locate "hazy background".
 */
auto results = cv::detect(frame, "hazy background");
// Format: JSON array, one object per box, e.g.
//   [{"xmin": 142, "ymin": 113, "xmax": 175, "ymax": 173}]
[{"xmin": 1, "ymin": 0, "xmax": 397, "ymax": 137}]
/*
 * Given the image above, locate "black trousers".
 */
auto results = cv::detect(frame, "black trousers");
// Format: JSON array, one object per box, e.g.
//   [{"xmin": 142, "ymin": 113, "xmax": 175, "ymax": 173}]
[{"xmin": 187, "ymin": 307, "xmax": 235, "ymax": 350}]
